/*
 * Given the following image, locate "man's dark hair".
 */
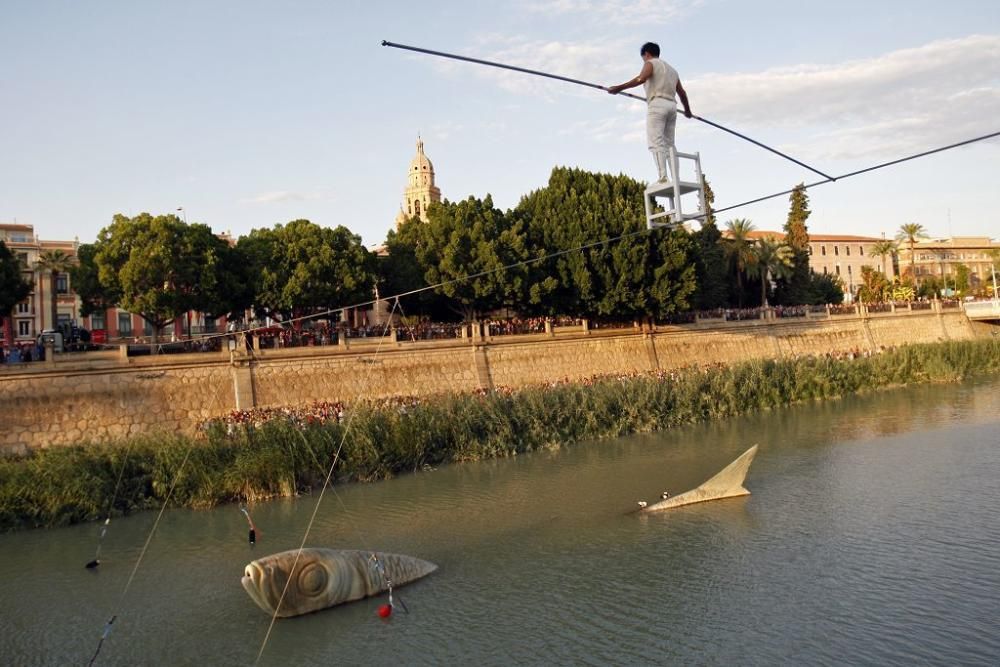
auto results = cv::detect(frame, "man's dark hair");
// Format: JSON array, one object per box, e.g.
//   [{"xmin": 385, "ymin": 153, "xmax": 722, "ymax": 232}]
[{"xmin": 640, "ymin": 42, "xmax": 660, "ymax": 57}]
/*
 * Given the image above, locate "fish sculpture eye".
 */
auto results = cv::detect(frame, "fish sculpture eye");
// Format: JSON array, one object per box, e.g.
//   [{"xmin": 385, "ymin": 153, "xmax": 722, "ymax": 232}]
[{"xmin": 297, "ymin": 562, "xmax": 329, "ymax": 598}]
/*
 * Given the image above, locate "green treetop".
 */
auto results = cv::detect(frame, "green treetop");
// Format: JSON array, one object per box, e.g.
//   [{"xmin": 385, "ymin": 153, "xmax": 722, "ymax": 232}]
[
  {"xmin": 239, "ymin": 219, "xmax": 377, "ymax": 325},
  {"xmin": 0, "ymin": 240, "xmax": 32, "ymax": 327}
]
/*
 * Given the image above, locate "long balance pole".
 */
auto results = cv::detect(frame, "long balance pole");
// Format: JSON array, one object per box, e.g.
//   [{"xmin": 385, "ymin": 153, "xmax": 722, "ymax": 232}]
[{"xmin": 381, "ymin": 40, "xmax": 836, "ymax": 181}]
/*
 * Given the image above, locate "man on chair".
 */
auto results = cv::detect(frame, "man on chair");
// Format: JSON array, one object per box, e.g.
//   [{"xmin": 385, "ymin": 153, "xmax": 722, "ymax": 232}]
[{"xmin": 607, "ymin": 42, "xmax": 693, "ymax": 183}]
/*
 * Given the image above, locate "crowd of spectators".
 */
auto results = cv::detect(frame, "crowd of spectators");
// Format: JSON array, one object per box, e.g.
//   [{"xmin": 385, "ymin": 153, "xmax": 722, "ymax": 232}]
[{"xmin": 0, "ymin": 342, "xmax": 44, "ymax": 364}]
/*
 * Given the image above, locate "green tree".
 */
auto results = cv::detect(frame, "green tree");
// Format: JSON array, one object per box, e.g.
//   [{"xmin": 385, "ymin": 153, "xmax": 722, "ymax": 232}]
[
  {"xmin": 690, "ymin": 175, "xmax": 729, "ymax": 310},
  {"xmin": 857, "ymin": 266, "xmax": 891, "ymax": 304},
  {"xmin": 178, "ymin": 224, "xmax": 251, "ymax": 326},
  {"xmin": 774, "ymin": 183, "xmax": 813, "ymax": 305},
  {"xmin": 381, "ymin": 217, "xmax": 466, "ymax": 321},
  {"xmin": 811, "ymin": 272, "xmax": 846, "ymax": 304},
  {"xmin": 896, "ymin": 222, "xmax": 928, "ymax": 280},
  {"xmin": 516, "ymin": 167, "xmax": 695, "ymax": 319},
  {"xmin": 752, "ymin": 236, "xmax": 794, "ymax": 307},
  {"xmin": 417, "ymin": 195, "xmax": 528, "ymax": 320},
  {"xmin": 94, "ymin": 213, "xmax": 248, "ymax": 348},
  {"xmin": 1, "ymin": 241, "xmax": 32, "ymax": 345},
  {"xmin": 723, "ymin": 218, "xmax": 757, "ymax": 306},
  {"xmin": 35, "ymin": 249, "xmax": 75, "ymax": 332},
  {"xmin": 870, "ymin": 239, "xmax": 898, "ymax": 277},
  {"xmin": 239, "ymin": 219, "xmax": 376, "ymax": 325},
  {"xmin": 953, "ymin": 263, "xmax": 971, "ymax": 296},
  {"xmin": 70, "ymin": 243, "xmax": 119, "ymax": 319}
]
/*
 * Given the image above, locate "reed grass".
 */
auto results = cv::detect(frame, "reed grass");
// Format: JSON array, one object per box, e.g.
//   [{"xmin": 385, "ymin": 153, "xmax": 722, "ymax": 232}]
[{"xmin": 2, "ymin": 338, "xmax": 998, "ymax": 531}]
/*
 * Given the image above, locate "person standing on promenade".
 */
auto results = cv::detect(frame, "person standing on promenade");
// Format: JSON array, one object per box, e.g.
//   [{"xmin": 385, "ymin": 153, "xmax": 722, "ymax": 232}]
[{"xmin": 607, "ymin": 42, "xmax": 693, "ymax": 182}]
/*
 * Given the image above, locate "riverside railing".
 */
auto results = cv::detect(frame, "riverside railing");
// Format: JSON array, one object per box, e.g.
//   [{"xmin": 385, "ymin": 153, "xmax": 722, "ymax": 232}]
[{"xmin": 4, "ymin": 300, "xmax": 971, "ymax": 366}]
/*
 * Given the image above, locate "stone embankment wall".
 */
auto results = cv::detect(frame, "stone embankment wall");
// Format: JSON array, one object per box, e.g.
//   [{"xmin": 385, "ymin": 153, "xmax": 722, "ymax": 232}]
[{"xmin": 0, "ymin": 309, "xmax": 987, "ymax": 452}]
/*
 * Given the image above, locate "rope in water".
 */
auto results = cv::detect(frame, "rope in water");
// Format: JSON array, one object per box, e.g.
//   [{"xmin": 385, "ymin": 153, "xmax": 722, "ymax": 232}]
[
  {"xmin": 254, "ymin": 298, "xmax": 402, "ymax": 665},
  {"xmin": 379, "ymin": 39, "xmax": 836, "ymax": 181},
  {"xmin": 86, "ymin": 376, "xmax": 231, "ymax": 665}
]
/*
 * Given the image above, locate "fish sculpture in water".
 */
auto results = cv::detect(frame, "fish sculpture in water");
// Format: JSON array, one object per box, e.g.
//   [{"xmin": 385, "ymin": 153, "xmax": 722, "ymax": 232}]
[
  {"xmin": 241, "ymin": 548, "xmax": 437, "ymax": 618},
  {"xmin": 640, "ymin": 445, "xmax": 758, "ymax": 512}
]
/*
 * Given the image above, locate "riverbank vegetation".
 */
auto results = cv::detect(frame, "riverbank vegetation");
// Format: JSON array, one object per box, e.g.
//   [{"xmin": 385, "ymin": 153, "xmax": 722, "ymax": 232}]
[{"xmin": 2, "ymin": 338, "xmax": 999, "ymax": 531}]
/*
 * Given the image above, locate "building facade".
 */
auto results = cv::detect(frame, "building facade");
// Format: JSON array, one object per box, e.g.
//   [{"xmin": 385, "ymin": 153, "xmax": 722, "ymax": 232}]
[
  {"xmin": 1, "ymin": 223, "xmax": 81, "ymax": 345},
  {"xmin": 394, "ymin": 137, "xmax": 442, "ymax": 227},
  {"xmin": 746, "ymin": 231, "xmax": 896, "ymax": 298},
  {"xmin": 897, "ymin": 236, "xmax": 999, "ymax": 293}
]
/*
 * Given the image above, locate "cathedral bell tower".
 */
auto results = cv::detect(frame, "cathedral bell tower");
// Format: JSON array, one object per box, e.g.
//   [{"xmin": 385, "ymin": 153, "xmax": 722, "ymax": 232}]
[{"xmin": 395, "ymin": 136, "xmax": 442, "ymax": 227}]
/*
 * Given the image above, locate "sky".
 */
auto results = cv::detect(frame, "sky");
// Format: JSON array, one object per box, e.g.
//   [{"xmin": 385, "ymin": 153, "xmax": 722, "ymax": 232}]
[{"xmin": 2, "ymin": 0, "xmax": 998, "ymax": 247}]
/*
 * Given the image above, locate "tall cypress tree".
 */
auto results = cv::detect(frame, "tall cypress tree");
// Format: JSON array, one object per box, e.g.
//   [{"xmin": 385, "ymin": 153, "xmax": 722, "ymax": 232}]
[
  {"xmin": 774, "ymin": 183, "xmax": 813, "ymax": 305},
  {"xmin": 690, "ymin": 176, "xmax": 729, "ymax": 309}
]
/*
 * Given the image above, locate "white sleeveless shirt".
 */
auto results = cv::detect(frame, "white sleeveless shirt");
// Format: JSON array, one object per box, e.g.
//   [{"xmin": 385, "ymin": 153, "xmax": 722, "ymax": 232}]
[{"xmin": 644, "ymin": 58, "xmax": 679, "ymax": 103}]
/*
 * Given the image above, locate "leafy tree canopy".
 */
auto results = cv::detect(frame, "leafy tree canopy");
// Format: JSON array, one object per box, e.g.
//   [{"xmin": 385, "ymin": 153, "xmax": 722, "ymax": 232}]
[
  {"xmin": 239, "ymin": 219, "xmax": 376, "ymax": 323},
  {"xmin": 0, "ymin": 240, "xmax": 32, "ymax": 318},
  {"xmin": 514, "ymin": 167, "xmax": 694, "ymax": 318}
]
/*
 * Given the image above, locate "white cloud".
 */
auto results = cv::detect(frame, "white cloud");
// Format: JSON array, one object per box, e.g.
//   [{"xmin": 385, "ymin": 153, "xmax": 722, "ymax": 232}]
[
  {"xmin": 438, "ymin": 35, "xmax": 633, "ymax": 100},
  {"xmin": 522, "ymin": 0, "xmax": 704, "ymax": 26},
  {"xmin": 687, "ymin": 34, "xmax": 1000, "ymax": 159}
]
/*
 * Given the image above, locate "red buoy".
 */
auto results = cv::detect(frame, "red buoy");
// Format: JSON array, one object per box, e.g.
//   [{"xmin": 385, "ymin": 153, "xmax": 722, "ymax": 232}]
[{"xmin": 377, "ymin": 604, "xmax": 393, "ymax": 618}]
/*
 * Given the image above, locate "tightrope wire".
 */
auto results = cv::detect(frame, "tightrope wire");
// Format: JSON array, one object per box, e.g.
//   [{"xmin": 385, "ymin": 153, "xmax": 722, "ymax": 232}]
[{"xmin": 380, "ymin": 39, "xmax": 836, "ymax": 180}]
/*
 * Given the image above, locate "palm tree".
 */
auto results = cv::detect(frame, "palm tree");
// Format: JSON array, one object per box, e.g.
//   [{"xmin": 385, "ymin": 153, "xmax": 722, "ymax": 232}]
[
  {"xmin": 870, "ymin": 239, "xmax": 898, "ymax": 277},
  {"xmin": 895, "ymin": 223, "xmax": 928, "ymax": 280},
  {"xmin": 35, "ymin": 249, "xmax": 75, "ymax": 333},
  {"xmin": 752, "ymin": 236, "xmax": 794, "ymax": 307},
  {"xmin": 724, "ymin": 218, "xmax": 757, "ymax": 305}
]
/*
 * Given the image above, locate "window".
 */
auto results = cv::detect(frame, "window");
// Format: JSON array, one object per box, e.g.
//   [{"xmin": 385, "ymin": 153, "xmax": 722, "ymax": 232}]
[
  {"xmin": 835, "ymin": 265, "xmax": 841, "ymax": 276},
  {"xmin": 859, "ymin": 246, "xmax": 864, "ymax": 256},
  {"xmin": 204, "ymin": 316, "xmax": 217, "ymax": 333},
  {"xmin": 834, "ymin": 246, "xmax": 839, "ymax": 256},
  {"xmin": 820, "ymin": 245, "xmax": 826, "ymax": 256},
  {"xmin": 90, "ymin": 312, "xmax": 106, "ymax": 330},
  {"xmin": 118, "ymin": 313, "xmax": 133, "ymax": 335},
  {"xmin": 823, "ymin": 266, "xmax": 828, "ymax": 275},
  {"xmin": 16, "ymin": 301, "xmax": 30, "ymax": 314},
  {"xmin": 846, "ymin": 246, "xmax": 851, "ymax": 256},
  {"xmin": 18, "ymin": 320, "xmax": 31, "ymax": 336},
  {"xmin": 414, "ymin": 200, "xmax": 421, "ymax": 216},
  {"xmin": 847, "ymin": 265, "xmax": 852, "ymax": 275},
  {"xmin": 16, "ymin": 252, "xmax": 28, "ymax": 267},
  {"xmin": 56, "ymin": 275, "xmax": 68, "ymax": 294}
]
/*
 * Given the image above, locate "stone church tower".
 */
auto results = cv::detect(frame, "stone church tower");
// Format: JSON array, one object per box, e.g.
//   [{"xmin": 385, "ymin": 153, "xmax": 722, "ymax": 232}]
[{"xmin": 395, "ymin": 137, "xmax": 442, "ymax": 227}]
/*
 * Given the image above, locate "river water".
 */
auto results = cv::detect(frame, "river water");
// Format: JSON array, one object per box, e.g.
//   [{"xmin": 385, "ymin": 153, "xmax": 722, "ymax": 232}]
[{"xmin": 2, "ymin": 378, "xmax": 999, "ymax": 666}]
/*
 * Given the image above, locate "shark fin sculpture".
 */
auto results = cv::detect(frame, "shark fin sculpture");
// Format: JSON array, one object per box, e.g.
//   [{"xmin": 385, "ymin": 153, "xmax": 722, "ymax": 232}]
[{"xmin": 640, "ymin": 445, "xmax": 758, "ymax": 512}]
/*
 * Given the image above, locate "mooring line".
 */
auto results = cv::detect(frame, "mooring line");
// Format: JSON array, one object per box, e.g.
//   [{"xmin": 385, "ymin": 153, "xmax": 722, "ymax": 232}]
[
  {"xmin": 254, "ymin": 298, "xmax": 402, "ymax": 665},
  {"xmin": 86, "ymin": 374, "xmax": 231, "ymax": 665},
  {"xmin": 380, "ymin": 39, "xmax": 836, "ymax": 180}
]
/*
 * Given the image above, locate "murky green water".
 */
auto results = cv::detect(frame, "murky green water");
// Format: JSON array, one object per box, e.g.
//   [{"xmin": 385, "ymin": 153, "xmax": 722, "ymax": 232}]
[{"xmin": 2, "ymin": 378, "xmax": 999, "ymax": 666}]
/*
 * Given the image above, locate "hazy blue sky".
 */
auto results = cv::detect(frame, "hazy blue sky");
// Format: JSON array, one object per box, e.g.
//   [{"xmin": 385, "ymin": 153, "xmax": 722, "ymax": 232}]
[{"xmin": 2, "ymin": 0, "xmax": 998, "ymax": 246}]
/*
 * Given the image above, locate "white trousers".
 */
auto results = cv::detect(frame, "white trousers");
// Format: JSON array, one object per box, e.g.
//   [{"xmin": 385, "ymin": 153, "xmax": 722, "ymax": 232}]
[{"xmin": 646, "ymin": 97, "xmax": 677, "ymax": 180}]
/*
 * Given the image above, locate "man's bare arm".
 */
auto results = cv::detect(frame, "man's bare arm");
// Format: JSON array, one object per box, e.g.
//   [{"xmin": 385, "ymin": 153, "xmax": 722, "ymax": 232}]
[
  {"xmin": 676, "ymin": 80, "xmax": 693, "ymax": 118},
  {"xmin": 607, "ymin": 62, "xmax": 653, "ymax": 94}
]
